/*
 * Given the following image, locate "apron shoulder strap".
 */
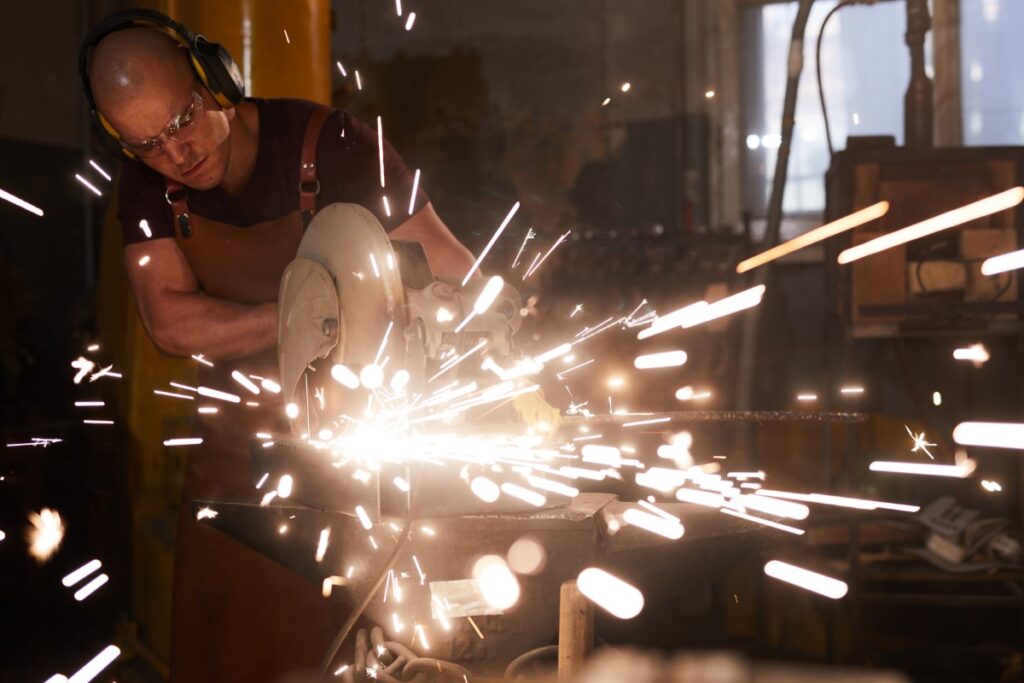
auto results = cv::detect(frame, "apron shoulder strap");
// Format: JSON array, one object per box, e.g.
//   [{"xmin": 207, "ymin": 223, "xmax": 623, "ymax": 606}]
[
  {"xmin": 299, "ymin": 105, "xmax": 334, "ymax": 228},
  {"xmin": 164, "ymin": 178, "xmax": 193, "ymax": 238}
]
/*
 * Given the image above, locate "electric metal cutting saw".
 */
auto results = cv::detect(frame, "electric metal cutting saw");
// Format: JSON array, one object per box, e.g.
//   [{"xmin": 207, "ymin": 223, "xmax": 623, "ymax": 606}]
[{"xmin": 276, "ymin": 202, "xmax": 523, "ymax": 438}]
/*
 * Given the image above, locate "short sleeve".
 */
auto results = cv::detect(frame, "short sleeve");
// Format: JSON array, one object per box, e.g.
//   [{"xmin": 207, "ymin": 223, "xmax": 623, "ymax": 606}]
[
  {"xmin": 315, "ymin": 110, "xmax": 430, "ymax": 231},
  {"xmin": 118, "ymin": 161, "xmax": 175, "ymax": 246}
]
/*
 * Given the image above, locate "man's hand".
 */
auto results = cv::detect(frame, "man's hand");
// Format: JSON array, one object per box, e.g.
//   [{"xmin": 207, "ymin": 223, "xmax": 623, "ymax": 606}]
[
  {"xmin": 512, "ymin": 390, "xmax": 562, "ymax": 437},
  {"xmin": 124, "ymin": 238, "xmax": 277, "ymax": 360}
]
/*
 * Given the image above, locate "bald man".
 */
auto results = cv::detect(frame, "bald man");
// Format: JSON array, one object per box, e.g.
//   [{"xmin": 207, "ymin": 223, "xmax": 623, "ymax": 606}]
[{"xmin": 83, "ymin": 14, "xmax": 475, "ymax": 683}]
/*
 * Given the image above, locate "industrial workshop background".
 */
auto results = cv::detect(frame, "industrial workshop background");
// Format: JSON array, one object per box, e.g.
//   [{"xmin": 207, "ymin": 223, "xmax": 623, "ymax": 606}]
[{"xmin": 0, "ymin": 0, "xmax": 1021, "ymax": 682}]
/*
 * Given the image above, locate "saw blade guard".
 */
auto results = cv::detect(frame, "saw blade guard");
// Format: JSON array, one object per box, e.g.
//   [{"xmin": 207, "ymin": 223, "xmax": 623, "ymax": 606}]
[{"xmin": 278, "ymin": 203, "xmax": 406, "ymax": 436}]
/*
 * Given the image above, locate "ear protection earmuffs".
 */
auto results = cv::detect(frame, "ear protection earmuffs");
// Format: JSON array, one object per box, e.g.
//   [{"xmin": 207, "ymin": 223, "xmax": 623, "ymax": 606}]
[{"xmin": 79, "ymin": 8, "xmax": 245, "ymax": 159}]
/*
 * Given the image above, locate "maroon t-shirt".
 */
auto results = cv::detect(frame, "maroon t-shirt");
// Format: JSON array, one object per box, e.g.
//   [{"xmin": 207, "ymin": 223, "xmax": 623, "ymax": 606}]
[{"xmin": 117, "ymin": 98, "xmax": 428, "ymax": 245}]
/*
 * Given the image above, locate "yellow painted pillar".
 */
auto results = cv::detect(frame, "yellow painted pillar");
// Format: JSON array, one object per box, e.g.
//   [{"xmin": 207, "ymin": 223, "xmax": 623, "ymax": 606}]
[{"xmin": 166, "ymin": 0, "xmax": 332, "ymax": 103}]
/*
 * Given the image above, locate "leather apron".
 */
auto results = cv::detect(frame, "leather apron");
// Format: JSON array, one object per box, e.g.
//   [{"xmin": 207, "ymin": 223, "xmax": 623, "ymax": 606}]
[{"xmin": 165, "ymin": 105, "xmax": 341, "ymax": 683}]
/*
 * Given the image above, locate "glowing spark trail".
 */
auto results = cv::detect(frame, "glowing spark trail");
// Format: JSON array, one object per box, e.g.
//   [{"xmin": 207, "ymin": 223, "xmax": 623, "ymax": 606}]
[
  {"xmin": 163, "ymin": 438, "xmax": 203, "ymax": 447},
  {"xmin": 196, "ymin": 507, "xmax": 218, "ymax": 520},
  {"xmin": 953, "ymin": 421, "xmax": 1024, "ymax": 450},
  {"xmin": 622, "ymin": 508, "xmax": 684, "ymax": 540},
  {"xmin": 139, "ymin": 219, "xmax": 152, "ymax": 237},
  {"xmin": 764, "ymin": 560, "xmax": 847, "ymax": 599},
  {"xmin": 88, "ymin": 160, "xmax": 111, "ymax": 181},
  {"xmin": 953, "ymin": 343, "xmax": 990, "ymax": 367},
  {"xmin": 153, "ymin": 389, "xmax": 193, "ymax": 400},
  {"xmin": 316, "ymin": 527, "xmax": 330, "ymax": 562},
  {"xmin": 377, "ymin": 116, "xmax": 386, "ymax": 188},
  {"xmin": 355, "ymin": 70, "xmax": 363, "ymax": 90},
  {"xmin": 462, "ymin": 202, "xmax": 520, "ymax": 286},
  {"xmin": 838, "ymin": 187, "xmax": 1024, "ymax": 264},
  {"xmin": 66, "ymin": 645, "xmax": 120, "ymax": 683},
  {"xmin": 62, "ymin": 559, "xmax": 102, "ymax": 587},
  {"xmin": 511, "ymin": 228, "xmax": 535, "ymax": 269},
  {"xmin": 283, "ymin": 29, "xmax": 290, "ymax": 43},
  {"xmin": 981, "ymin": 247, "xmax": 1024, "ymax": 275},
  {"xmin": 577, "ymin": 567, "xmax": 643, "ymax": 618},
  {"xmin": 73, "ymin": 573, "xmax": 109, "ymax": 601},
  {"xmin": 232, "ymin": 370, "xmax": 261, "ymax": 395},
  {"xmin": 409, "ymin": 168, "xmax": 421, "ymax": 214},
  {"xmin": 71, "ymin": 357, "xmax": 95, "ymax": 384},
  {"xmin": 0, "ymin": 187, "xmax": 44, "ymax": 215},
  {"xmin": 721, "ymin": 508, "xmax": 805, "ymax": 535},
  {"xmin": 736, "ymin": 202, "xmax": 889, "ymax": 273},
  {"xmin": 405, "ymin": 12, "xmax": 417, "ymax": 30},
  {"xmin": 634, "ymin": 350, "xmax": 687, "ymax": 369},
  {"xmin": 74, "ymin": 174, "xmax": 102, "ymax": 197},
  {"xmin": 870, "ymin": 459, "xmax": 975, "ymax": 477},
  {"xmin": 336, "ymin": 60, "xmax": 348, "ymax": 77},
  {"xmin": 191, "ymin": 353, "xmax": 214, "ymax": 367},
  {"xmin": 197, "ymin": 386, "xmax": 241, "ymax": 403},
  {"xmin": 523, "ymin": 230, "xmax": 571, "ymax": 280}
]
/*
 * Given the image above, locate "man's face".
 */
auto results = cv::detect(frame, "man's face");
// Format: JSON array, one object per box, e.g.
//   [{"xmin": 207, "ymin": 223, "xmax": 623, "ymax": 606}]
[{"xmin": 104, "ymin": 75, "xmax": 234, "ymax": 190}]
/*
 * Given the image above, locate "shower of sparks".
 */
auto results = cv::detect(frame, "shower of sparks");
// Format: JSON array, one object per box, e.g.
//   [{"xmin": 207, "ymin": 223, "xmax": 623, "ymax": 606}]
[
  {"xmin": 63, "ymin": 644, "xmax": 120, "ymax": 683},
  {"xmin": 88, "ymin": 160, "xmax": 111, "ymax": 181},
  {"xmin": 462, "ymin": 202, "xmax": 520, "ymax": 286},
  {"xmin": 0, "ymin": 186, "xmax": 44, "ymax": 216},
  {"xmin": 408, "ymin": 169, "xmax": 421, "ymax": 214},
  {"xmin": 74, "ymin": 174, "xmax": 102, "ymax": 197},
  {"xmin": 405, "ymin": 12, "xmax": 417, "ymax": 30},
  {"xmin": 764, "ymin": 560, "xmax": 847, "ymax": 599},
  {"xmin": 377, "ymin": 116, "xmax": 387, "ymax": 188},
  {"xmin": 953, "ymin": 421, "xmax": 1024, "ymax": 450},
  {"xmin": 953, "ymin": 343, "xmax": 990, "ymax": 367},
  {"xmin": 73, "ymin": 573, "xmax": 109, "ymax": 601},
  {"xmin": 27, "ymin": 508, "xmax": 64, "ymax": 562},
  {"xmin": 62, "ymin": 559, "xmax": 102, "ymax": 587},
  {"xmin": 523, "ymin": 230, "xmax": 571, "ymax": 280},
  {"xmin": 838, "ymin": 187, "xmax": 1024, "ymax": 264},
  {"xmin": 905, "ymin": 425, "xmax": 937, "ymax": 459},
  {"xmin": 737, "ymin": 202, "xmax": 889, "ymax": 273},
  {"xmin": 982, "ymin": 247, "xmax": 1024, "ymax": 275},
  {"xmin": 195, "ymin": 507, "xmax": 218, "ymax": 520}
]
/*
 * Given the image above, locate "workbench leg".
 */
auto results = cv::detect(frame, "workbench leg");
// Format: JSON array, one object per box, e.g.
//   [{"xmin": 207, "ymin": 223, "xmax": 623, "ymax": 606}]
[{"xmin": 558, "ymin": 579, "xmax": 594, "ymax": 680}]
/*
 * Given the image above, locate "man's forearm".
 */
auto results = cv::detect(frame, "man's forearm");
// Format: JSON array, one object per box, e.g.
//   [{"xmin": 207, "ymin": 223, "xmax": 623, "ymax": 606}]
[{"xmin": 148, "ymin": 292, "xmax": 277, "ymax": 361}]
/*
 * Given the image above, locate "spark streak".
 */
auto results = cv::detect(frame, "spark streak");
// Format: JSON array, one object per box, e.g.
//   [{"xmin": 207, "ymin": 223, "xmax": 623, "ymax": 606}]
[
  {"xmin": 74, "ymin": 174, "xmax": 102, "ymax": 197},
  {"xmin": 953, "ymin": 343, "xmax": 990, "ymax": 366},
  {"xmin": 736, "ymin": 202, "xmax": 889, "ymax": 273},
  {"xmin": 408, "ymin": 169, "xmax": 421, "ymax": 214},
  {"xmin": 232, "ymin": 370, "xmax": 261, "ymax": 395},
  {"xmin": 838, "ymin": 187, "xmax": 1024, "ymax": 264},
  {"xmin": 88, "ymin": 160, "xmax": 111, "ymax": 181},
  {"xmin": 66, "ymin": 645, "xmax": 120, "ymax": 683},
  {"xmin": 721, "ymin": 507, "xmax": 805, "ymax": 535},
  {"xmin": 981, "ymin": 247, "xmax": 1024, "ymax": 275},
  {"xmin": 377, "ymin": 116, "xmax": 386, "ymax": 188},
  {"xmin": 523, "ymin": 230, "xmax": 571, "ymax": 280},
  {"xmin": 869, "ymin": 460, "xmax": 975, "ymax": 477},
  {"xmin": 62, "ymin": 559, "xmax": 102, "ymax": 587},
  {"xmin": 405, "ymin": 12, "xmax": 417, "ymax": 30},
  {"xmin": 153, "ymin": 389, "xmax": 193, "ymax": 400},
  {"xmin": 622, "ymin": 508, "xmax": 684, "ymax": 540},
  {"xmin": 577, "ymin": 567, "xmax": 643, "ymax": 618},
  {"xmin": 0, "ymin": 186, "xmax": 44, "ymax": 216},
  {"xmin": 634, "ymin": 350, "xmax": 687, "ymax": 369},
  {"xmin": 764, "ymin": 560, "xmax": 847, "ymax": 599},
  {"xmin": 953, "ymin": 421, "xmax": 1024, "ymax": 450},
  {"xmin": 462, "ymin": 202, "xmax": 520, "ymax": 286},
  {"xmin": 316, "ymin": 527, "xmax": 331, "ymax": 562},
  {"xmin": 163, "ymin": 438, "xmax": 203, "ymax": 447},
  {"xmin": 73, "ymin": 573, "xmax": 109, "ymax": 601},
  {"xmin": 197, "ymin": 386, "xmax": 241, "ymax": 403}
]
